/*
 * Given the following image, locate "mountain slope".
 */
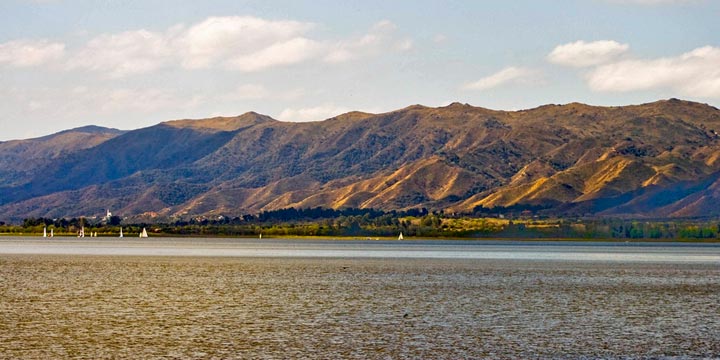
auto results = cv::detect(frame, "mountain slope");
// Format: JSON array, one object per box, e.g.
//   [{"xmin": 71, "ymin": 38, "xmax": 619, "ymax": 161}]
[
  {"xmin": 2, "ymin": 99, "xmax": 720, "ymax": 222},
  {"xmin": 0, "ymin": 126, "xmax": 125, "ymax": 187}
]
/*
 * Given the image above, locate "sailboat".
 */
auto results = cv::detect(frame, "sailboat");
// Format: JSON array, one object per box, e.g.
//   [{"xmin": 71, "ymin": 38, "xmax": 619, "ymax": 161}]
[
  {"xmin": 43, "ymin": 227, "xmax": 47, "ymax": 237},
  {"xmin": 139, "ymin": 228, "xmax": 148, "ymax": 238},
  {"xmin": 398, "ymin": 232, "xmax": 404, "ymax": 240},
  {"xmin": 119, "ymin": 227, "xmax": 123, "ymax": 238}
]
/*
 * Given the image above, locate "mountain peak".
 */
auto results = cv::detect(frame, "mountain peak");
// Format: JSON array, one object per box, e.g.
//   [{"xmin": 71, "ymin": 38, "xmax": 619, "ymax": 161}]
[
  {"xmin": 61, "ymin": 125, "xmax": 125, "ymax": 135},
  {"xmin": 657, "ymin": 98, "xmax": 719, "ymax": 110},
  {"xmin": 444, "ymin": 102, "xmax": 472, "ymax": 108},
  {"xmin": 164, "ymin": 112, "xmax": 276, "ymax": 131},
  {"xmin": 28, "ymin": 125, "xmax": 125, "ymax": 141},
  {"xmin": 325, "ymin": 111, "xmax": 376, "ymax": 122},
  {"xmin": 402, "ymin": 104, "xmax": 430, "ymax": 111}
]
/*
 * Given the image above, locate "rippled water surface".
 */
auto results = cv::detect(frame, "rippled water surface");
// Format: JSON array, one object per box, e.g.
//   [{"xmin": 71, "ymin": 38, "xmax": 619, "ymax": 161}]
[{"xmin": 1, "ymin": 238, "xmax": 719, "ymax": 359}]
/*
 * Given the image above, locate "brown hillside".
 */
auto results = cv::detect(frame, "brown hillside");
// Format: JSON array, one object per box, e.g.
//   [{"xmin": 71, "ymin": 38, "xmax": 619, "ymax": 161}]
[{"xmin": 2, "ymin": 99, "xmax": 720, "ymax": 221}]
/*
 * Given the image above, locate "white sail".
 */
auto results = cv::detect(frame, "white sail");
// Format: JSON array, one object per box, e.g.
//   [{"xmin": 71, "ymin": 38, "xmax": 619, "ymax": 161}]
[
  {"xmin": 119, "ymin": 227, "xmax": 123, "ymax": 238},
  {"xmin": 140, "ymin": 228, "xmax": 148, "ymax": 238},
  {"xmin": 43, "ymin": 227, "xmax": 47, "ymax": 237},
  {"xmin": 398, "ymin": 232, "xmax": 404, "ymax": 240}
]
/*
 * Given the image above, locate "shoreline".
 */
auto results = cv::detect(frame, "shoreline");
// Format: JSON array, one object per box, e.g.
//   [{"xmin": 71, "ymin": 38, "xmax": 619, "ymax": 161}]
[{"xmin": 2, "ymin": 233, "xmax": 720, "ymax": 243}]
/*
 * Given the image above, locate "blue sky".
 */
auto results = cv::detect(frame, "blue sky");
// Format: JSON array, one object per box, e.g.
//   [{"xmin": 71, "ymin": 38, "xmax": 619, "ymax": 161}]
[{"xmin": 1, "ymin": 0, "xmax": 718, "ymax": 140}]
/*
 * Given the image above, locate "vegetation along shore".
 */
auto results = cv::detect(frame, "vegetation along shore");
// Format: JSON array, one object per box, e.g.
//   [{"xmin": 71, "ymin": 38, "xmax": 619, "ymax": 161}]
[{"xmin": 3, "ymin": 206, "xmax": 720, "ymax": 241}]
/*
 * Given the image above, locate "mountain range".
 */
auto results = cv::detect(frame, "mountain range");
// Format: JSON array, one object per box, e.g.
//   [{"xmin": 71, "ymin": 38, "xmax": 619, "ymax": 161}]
[{"xmin": 2, "ymin": 98, "xmax": 720, "ymax": 222}]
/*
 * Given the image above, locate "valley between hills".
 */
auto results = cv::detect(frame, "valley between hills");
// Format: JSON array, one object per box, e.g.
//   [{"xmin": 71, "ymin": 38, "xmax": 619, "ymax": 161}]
[{"xmin": 2, "ymin": 98, "xmax": 720, "ymax": 223}]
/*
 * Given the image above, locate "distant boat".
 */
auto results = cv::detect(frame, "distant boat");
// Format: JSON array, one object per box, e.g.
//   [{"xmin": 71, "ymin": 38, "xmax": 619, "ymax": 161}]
[
  {"xmin": 119, "ymin": 227, "xmax": 123, "ymax": 238},
  {"xmin": 139, "ymin": 228, "xmax": 148, "ymax": 238},
  {"xmin": 398, "ymin": 232, "xmax": 404, "ymax": 240},
  {"xmin": 43, "ymin": 227, "xmax": 47, "ymax": 237}
]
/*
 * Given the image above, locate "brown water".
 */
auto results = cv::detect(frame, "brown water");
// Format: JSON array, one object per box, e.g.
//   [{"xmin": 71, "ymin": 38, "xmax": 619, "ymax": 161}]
[{"xmin": 1, "ymin": 255, "xmax": 718, "ymax": 359}]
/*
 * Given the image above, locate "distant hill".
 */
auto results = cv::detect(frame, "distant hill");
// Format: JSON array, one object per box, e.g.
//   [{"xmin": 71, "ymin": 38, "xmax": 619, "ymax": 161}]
[
  {"xmin": 2, "ymin": 99, "xmax": 720, "ymax": 222},
  {"xmin": 0, "ymin": 126, "xmax": 125, "ymax": 188}
]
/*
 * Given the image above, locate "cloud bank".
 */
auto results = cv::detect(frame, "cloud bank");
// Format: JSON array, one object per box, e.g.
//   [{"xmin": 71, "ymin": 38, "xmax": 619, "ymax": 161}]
[
  {"xmin": 462, "ymin": 67, "xmax": 537, "ymax": 91},
  {"xmin": 547, "ymin": 39, "xmax": 719, "ymax": 99},
  {"xmin": 0, "ymin": 39, "xmax": 65, "ymax": 67},
  {"xmin": 547, "ymin": 40, "xmax": 629, "ymax": 67},
  {"xmin": 1, "ymin": 16, "xmax": 410, "ymax": 78},
  {"xmin": 587, "ymin": 46, "xmax": 720, "ymax": 98}
]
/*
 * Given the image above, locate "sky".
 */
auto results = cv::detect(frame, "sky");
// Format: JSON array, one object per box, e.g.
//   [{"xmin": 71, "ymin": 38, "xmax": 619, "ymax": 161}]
[{"xmin": 1, "ymin": 0, "xmax": 719, "ymax": 141}]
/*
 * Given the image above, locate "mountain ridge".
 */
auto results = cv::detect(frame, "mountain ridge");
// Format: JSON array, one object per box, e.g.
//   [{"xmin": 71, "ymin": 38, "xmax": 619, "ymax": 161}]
[{"xmin": 3, "ymin": 98, "xmax": 720, "ymax": 222}]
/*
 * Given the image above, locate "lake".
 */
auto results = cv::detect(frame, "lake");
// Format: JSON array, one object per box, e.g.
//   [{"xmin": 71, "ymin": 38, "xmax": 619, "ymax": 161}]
[
  {"xmin": 1, "ymin": 237, "xmax": 718, "ymax": 358},
  {"xmin": 1, "ymin": 237, "xmax": 719, "ymax": 262}
]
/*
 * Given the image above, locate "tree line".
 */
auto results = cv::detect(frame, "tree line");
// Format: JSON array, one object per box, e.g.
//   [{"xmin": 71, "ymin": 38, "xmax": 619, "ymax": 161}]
[{"xmin": 2, "ymin": 207, "xmax": 720, "ymax": 240}]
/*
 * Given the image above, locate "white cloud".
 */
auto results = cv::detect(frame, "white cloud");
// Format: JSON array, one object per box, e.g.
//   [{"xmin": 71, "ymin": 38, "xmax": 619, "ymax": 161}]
[
  {"xmin": 432, "ymin": 34, "xmax": 448, "ymax": 44},
  {"xmin": 324, "ymin": 20, "xmax": 406, "ymax": 63},
  {"xmin": 219, "ymin": 84, "xmax": 304, "ymax": 102},
  {"xmin": 57, "ymin": 16, "xmax": 410, "ymax": 77},
  {"xmin": 225, "ymin": 37, "xmax": 323, "ymax": 72},
  {"xmin": 0, "ymin": 39, "xmax": 65, "ymax": 67},
  {"xmin": 548, "ymin": 40, "xmax": 629, "ymax": 67},
  {"xmin": 221, "ymin": 84, "xmax": 270, "ymax": 101},
  {"xmin": 587, "ymin": 46, "xmax": 720, "ymax": 98},
  {"xmin": 396, "ymin": 39, "xmax": 414, "ymax": 52},
  {"xmin": 178, "ymin": 16, "xmax": 314, "ymax": 69},
  {"xmin": 66, "ymin": 16, "xmax": 316, "ymax": 76},
  {"xmin": 55, "ymin": 86, "xmax": 184, "ymax": 113},
  {"xmin": 277, "ymin": 104, "xmax": 351, "ymax": 122},
  {"xmin": 67, "ymin": 29, "xmax": 174, "ymax": 78},
  {"xmin": 462, "ymin": 67, "xmax": 537, "ymax": 91}
]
